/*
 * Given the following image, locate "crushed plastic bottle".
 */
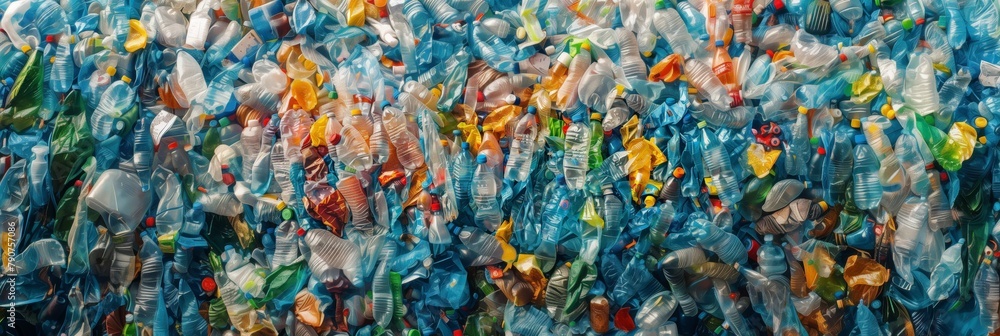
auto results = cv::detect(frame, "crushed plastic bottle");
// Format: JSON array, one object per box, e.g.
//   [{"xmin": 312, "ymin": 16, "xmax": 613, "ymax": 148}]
[{"xmin": 2, "ymin": 0, "xmax": 1000, "ymax": 334}]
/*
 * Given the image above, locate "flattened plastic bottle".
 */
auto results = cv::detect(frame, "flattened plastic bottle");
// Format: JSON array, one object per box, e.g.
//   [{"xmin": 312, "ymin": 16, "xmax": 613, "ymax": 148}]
[
  {"xmin": 697, "ymin": 121, "xmax": 742, "ymax": 206},
  {"xmin": 506, "ymin": 107, "xmax": 539, "ymax": 182},
  {"xmin": 893, "ymin": 197, "xmax": 929, "ymax": 285},
  {"xmin": 852, "ymin": 138, "xmax": 883, "ymax": 210},
  {"xmin": 472, "ymin": 154, "xmax": 502, "ymax": 231},
  {"xmin": 563, "ymin": 114, "xmax": 591, "ymax": 190},
  {"xmin": 301, "ymin": 229, "xmax": 362, "ymax": 286},
  {"xmin": 927, "ymin": 239, "xmax": 964, "ymax": 300},
  {"xmin": 133, "ymin": 233, "xmax": 163, "ymax": 327}
]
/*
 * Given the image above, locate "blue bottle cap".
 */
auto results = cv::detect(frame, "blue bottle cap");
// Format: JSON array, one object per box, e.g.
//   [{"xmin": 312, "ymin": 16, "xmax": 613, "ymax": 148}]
[
  {"xmin": 209, "ymin": 120, "xmax": 219, "ymax": 127},
  {"xmin": 527, "ymin": 106, "xmax": 537, "ymax": 114},
  {"xmin": 476, "ymin": 154, "xmax": 488, "ymax": 163},
  {"xmin": 511, "ymin": 62, "xmax": 520, "ymax": 74},
  {"xmin": 871, "ymin": 300, "xmax": 882, "ymax": 309},
  {"xmin": 715, "ymin": 40, "xmax": 724, "ymax": 47},
  {"xmin": 193, "ymin": 202, "xmax": 204, "ymax": 211},
  {"xmin": 461, "ymin": 142, "xmax": 469, "ymax": 149},
  {"xmin": 244, "ymin": 292, "xmax": 253, "ymax": 299},
  {"xmin": 453, "ymin": 130, "xmax": 462, "ymax": 136},
  {"xmin": 854, "ymin": 134, "xmax": 867, "ymax": 144},
  {"xmin": 834, "ymin": 291, "xmax": 845, "ymax": 299}
]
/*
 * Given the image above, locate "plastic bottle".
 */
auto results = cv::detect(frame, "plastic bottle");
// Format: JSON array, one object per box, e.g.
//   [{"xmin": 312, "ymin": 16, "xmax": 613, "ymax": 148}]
[
  {"xmin": 471, "ymin": 153, "xmax": 502, "ymax": 232},
  {"xmin": 697, "ymin": 121, "xmax": 742, "ymax": 205},
  {"xmin": 564, "ymin": 114, "xmax": 592, "ymax": 190},
  {"xmin": 506, "ymin": 106, "xmax": 539, "ymax": 182}
]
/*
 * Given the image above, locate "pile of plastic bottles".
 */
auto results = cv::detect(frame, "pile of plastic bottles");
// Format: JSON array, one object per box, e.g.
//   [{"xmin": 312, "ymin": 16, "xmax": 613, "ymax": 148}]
[{"xmin": 4, "ymin": 0, "xmax": 1000, "ymax": 334}]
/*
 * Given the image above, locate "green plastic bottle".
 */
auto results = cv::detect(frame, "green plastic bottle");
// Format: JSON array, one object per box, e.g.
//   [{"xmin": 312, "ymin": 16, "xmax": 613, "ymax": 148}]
[
  {"xmin": 202, "ymin": 120, "xmax": 222, "ymax": 159},
  {"xmin": 588, "ymin": 113, "xmax": 604, "ymax": 169}
]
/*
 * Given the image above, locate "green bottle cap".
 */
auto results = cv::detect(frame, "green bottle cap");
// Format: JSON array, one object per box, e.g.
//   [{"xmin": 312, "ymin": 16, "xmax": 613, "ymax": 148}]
[{"xmin": 901, "ymin": 18, "xmax": 914, "ymax": 30}]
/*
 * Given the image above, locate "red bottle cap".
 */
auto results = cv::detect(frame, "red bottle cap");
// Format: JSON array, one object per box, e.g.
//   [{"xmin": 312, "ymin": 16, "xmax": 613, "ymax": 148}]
[
  {"xmin": 201, "ymin": 277, "xmax": 217, "ymax": 293},
  {"xmin": 477, "ymin": 91, "xmax": 485, "ymax": 102},
  {"xmin": 167, "ymin": 142, "xmax": 179, "ymax": 150},
  {"xmin": 817, "ymin": 147, "xmax": 826, "ymax": 155},
  {"xmin": 74, "ymin": 180, "xmax": 83, "ymax": 188},
  {"xmin": 145, "ymin": 217, "xmax": 155, "ymax": 228},
  {"xmin": 329, "ymin": 133, "xmax": 342, "ymax": 145},
  {"xmin": 297, "ymin": 228, "xmax": 306, "ymax": 236}
]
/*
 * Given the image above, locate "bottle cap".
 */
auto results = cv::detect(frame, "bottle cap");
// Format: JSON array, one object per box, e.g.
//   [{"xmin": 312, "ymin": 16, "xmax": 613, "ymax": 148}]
[
  {"xmin": 193, "ymin": 202, "xmax": 204, "ymax": 211},
  {"xmin": 74, "ymin": 180, "xmax": 83, "ymax": 188},
  {"xmin": 146, "ymin": 217, "xmax": 155, "ymax": 228},
  {"xmin": 461, "ymin": 142, "xmax": 469, "ymax": 149},
  {"xmin": 297, "ymin": 228, "xmax": 306, "ymax": 236},
  {"xmin": 591, "ymin": 113, "xmax": 601, "ymax": 120},
  {"xmin": 282, "ymin": 208, "xmax": 294, "ymax": 220},
  {"xmin": 697, "ymin": 121, "xmax": 708, "ymax": 128},
  {"xmin": 715, "ymin": 40, "xmax": 724, "ymax": 47},
  {"xmin": 476, "ymin": 154, "xmax": 488, "ymax": 163},
  {"xmin": 527, "ymin": 106, "xmax": 537, "ymax": 114},
  {"xmin": 850, "ymin": 119, "xmax": 861, "ymax": 128},
  {"xmin": 201, "ymin": 277, "xmax": 217, "ymax": 293},
  {"xmin": 854, "ymin": 134, "xmax": 867, "ymax": 144},
  {"xmin": 350, "ymin": 109, "xmax": 362, "ymax": 116},
  {"xmin": 167, "ymin": 141, "xmax": 179, "ymax": 150},
  {"xmin": 901, "ymin": 18, "xmax": 914, "ymax": 30},
  {"xmin": 975, "ymin": 117, "xmax": 988, "ymax": 128},
  {"xmin": 218, "ymin": 118, "xmax": 231, "ymax": 127},
  {"xmin": 209, "ymin": 120, "xmax": 219, "ymax": 127},
  {"xmin": 430, "ymin": 200, "xmax": 442, "ymax": 212},
  {"xmin": 798, "ymin": 106, "xmax": 808, "ymax": 114},
  {"xmin": 106, "ymin": 67, "xmax": 117, "ymax": 77},
  {"xmin": 329, "ymin": 133, "xmax": 342, "ymax": 145}
]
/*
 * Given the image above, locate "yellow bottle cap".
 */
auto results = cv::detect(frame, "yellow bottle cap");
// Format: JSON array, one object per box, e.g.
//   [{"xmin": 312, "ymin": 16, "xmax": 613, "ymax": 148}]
[
  {"xmin": 880, "ymin": 105, "xmax": 895, "ymax": 119},
  {"xmin": 350, "ymin": 109, "xmax": 362, "ymax": 116},
  {"xmin": 797, "ymin": 106, "xmax": 808, "ymax": 114},
  {"xmin": 106, "ymin": 67, "xmax": 117, "ymax": 77},
  {"xmin": 590, "ymin": 113, "xmax": 601, "ymax": 120},
  {"xmin": 49, "ymin": 56, "xmax": 56, "ymax": 64},
  {"xmin": 673, "ymin": 167, "xmax": 685, "ymax": 178},
  {"xmin": 850, "ymin": 119, "xmax": 861, "ymax": 128},
  {"xmin": 122, "ymin": 76, "xmax": 132, "ymax": 84},
  {"xmin": 20, "ymin": 45, "xmax": 30, "ymax": 53},
  {"xmin": 975, "ymin": 117, "xmax": 988, "ymax": 128},
  {"xmin": 980, "ymin": 136, "xmax": 988, "ymax": 144}
]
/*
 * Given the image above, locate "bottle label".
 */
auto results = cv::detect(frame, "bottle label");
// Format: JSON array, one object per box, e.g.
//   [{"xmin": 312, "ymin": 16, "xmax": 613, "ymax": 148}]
[
  {"xmin": 733, "ymin": 0, "xmax": 753, "ymax": 14},
  {"xmin": 713, "ymin": 62, "xmax": 733, "ymax": 77}
]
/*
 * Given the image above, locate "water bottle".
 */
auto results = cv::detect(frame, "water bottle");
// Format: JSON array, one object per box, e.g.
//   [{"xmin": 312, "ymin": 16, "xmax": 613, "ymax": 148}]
[
  {"xmin": 852, "ymin": 137, "xmax": 882, "ymax": 210},
  {"xmin": 893, "ymin": 196, "xmax": 929, "ymax": 285},
  {"xmin": 472, "ymin": 154, "xmax": 502, "ymax": 231},
  {"xmin": 381, "ymin": 101, "xmax": 425, "ymax": 170},
  {"xmin": 903, "ymin": 54, "xmax": 939, "ymax": 116},
  {"xmin": 564, "ymin": 114, "xmax": 591, "ymax": 190},
  {"xmin": 91, "ymin": 80, "xmax": 134, "ymax": 141},
  {"xmin": 133, "ymin": 233, "xmax": 163, "ymax": 327},
  {"xmin": 28, "ymin": 144, "xmax": 50, "ymax": 207},
  {"xmin": 692, "ymin": 218, "xmax": 748, "ymax": 265},
  {"xmin": 506, "ymin": 106, "xmax": 539, "ymax": 182},
  {"xmin": 757, "ymin": 235, "xmax": 787, "ymax": 276},
  {"xmin": 697, "ymin": 121, "xmax": 742, "ymax": 206}
]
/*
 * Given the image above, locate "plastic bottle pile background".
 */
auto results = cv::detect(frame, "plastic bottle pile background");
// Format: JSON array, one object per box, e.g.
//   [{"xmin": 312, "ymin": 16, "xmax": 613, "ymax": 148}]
[{"xmin": 2, "ymin": 0, "xmax": 1000, "ymax": 334}]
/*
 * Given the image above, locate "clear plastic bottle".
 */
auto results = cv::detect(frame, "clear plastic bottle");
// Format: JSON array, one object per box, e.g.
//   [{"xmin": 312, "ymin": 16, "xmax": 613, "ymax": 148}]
[
  {"xmin": 659, "ymin": 247, "xmax": 708, "ymax": 269},
  {"xmin": 852, "ymin": 138, "xmax": 882, "ymax": 210},
  {"xmin": 757, "ymin": 235, "xmax": 787, "ymax": 276},
  {"xmin": 133, "ymin": 233, "xmax": 163, "ymax": 327},
  {"xmin": 697, "ymin": 121, "xmax": 742, "ymax": 205},
  {"xmin": 506, "ymin": 106, "xmax": 539, "ymax": 182},
  {"xmin": 381, "ymin": 101, "xmax": 425, "ymax": 170},
  {"xmin": 691, "ymin": 218, "xmax": 747, "ymax": 265},
  {"xmin": 894, "ymin": 197, "xmax": 929, "ymax": 285},
  {"xmin": 895, "ymin": 134, "xmax": 931, "ymax": 196},
  {"xmin": 653, "ymin": 8, "xmax": 705, "ymax": 60},
  {"xmin": 975, "ymin": 256, "xmax": 1000, "ymax": 333},
  {"xmin": 903, "ymin": 54, "xmax": 940, "ymax": 116},
  {"xmin": 686, "ymin": 58, "xmax": 733, "ymax": 107},
  {"xmin": 563, "ymin": 114, "xmax": 591, "ymax": 190},
  {"xmin": 91, "ymin": 81, "xmax": 134, "ymax": 141},
  {"xmin": 472, "ymin": 154, "xmax": 501, "ymax": 231}
]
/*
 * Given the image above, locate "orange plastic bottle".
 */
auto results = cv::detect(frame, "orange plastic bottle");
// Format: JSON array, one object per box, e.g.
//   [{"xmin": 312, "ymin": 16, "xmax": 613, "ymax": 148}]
[{"xmin": 712, "ymin": 46, "xmax": 743, "ymax": 106}]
